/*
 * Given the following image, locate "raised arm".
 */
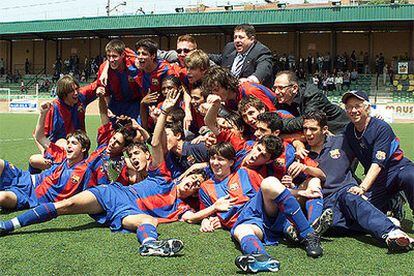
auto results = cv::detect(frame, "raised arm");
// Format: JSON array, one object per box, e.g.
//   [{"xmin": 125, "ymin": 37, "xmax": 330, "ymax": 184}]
[
  {"xmin": 130, "ymin": 118, "xmax": 150, "ymax": 143},
  {"xmin": 182, "ymin": 85, "xmax": 193, "ymax": 131},
  {"xmin": 204, "ymin": 94, "xmax": 222, "ymax": 136},
  {"xmin": 98, "ymin": 60, "xmax": 109, "ymax": 87},
  {"xmin": 140, "ymin": 89, "xmax": 159, "ymax": 131},
  {"xmin": 35, "ymin": 102, "xmax": 52, "ymax": 150},
  {"xmin": 97, "ymin": 87, "xmax": 110, "ymax": 125},
  {"xmin": 150, "ymin": 88, "xmax": 181, "ymax": 167}
]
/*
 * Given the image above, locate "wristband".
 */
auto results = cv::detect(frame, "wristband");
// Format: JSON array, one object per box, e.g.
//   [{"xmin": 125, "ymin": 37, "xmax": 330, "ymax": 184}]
[{"xmin": 160, "ymin": 107, "xmax": 168, "ymax": 116}]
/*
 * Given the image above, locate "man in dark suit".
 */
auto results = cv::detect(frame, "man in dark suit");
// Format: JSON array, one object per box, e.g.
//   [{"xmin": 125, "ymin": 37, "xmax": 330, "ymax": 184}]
[
  {"xmin": 273, "ymin": 70, "xmax": 349, "ymax": 134},
  {"xmin": 209, "ymin": 24, "xmax": 273, "ymax": 88}
]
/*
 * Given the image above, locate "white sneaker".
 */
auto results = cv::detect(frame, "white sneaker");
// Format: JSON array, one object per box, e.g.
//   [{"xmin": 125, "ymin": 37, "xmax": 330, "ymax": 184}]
[{"xmin": 386, "ymin": 229, "xmax": 414, "ymax": 253}]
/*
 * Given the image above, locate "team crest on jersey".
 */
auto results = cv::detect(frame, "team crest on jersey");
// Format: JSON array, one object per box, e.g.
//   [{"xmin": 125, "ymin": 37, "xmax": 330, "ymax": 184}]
[
  {"xmin": 274, "ymin": 158, "xmax": 285, "ymax": 167},
  {"xmin": 329, "ymin": 149, "xmax": 341, "ymax": 159},
  {"xmin": 151, "ymin": 78, "xmax": 159, "ymax": 87},
  {"xmin": 376, "ymin": 151, "xmax": 386, "ymax": 160},
  {"xmin": 71, "ymin": 175, "xmax": 80, "ymax": 184},
  {"xmin": 229, "ymin": 182, "xmax": 240, "ymax": 191},
  {"xmin": 128, "ymin": 75, "xmax": 134, "ymax": 82}
]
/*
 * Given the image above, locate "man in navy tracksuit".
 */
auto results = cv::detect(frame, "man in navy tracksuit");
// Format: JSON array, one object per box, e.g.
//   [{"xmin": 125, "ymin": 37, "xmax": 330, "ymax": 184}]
[
  {"xmin": 342, "ymin": 90, "xmax": 414, "ymax": 216},
  {"xmin": 302, "ymin": 110, "xmax": 413, "ymax": 252}
]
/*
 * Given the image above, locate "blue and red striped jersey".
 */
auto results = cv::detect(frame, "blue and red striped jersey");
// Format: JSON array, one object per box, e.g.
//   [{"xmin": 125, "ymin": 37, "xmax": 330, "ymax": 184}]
[
  {"xmin": 217, "ymin": 129, "xmax": 301, "ymax": 179},
  {"xmin": 44, "ymin": 81, "xmax": 97, "ymax": 142},
  {"xmin": 175, "ymin": 65, "xmax": 191, "ymax": 90},
  {"xmin": 87, "ymin": 122, "xmax": 127, "ymax": 186},
  {"xmin": 34, "ymin": 143, "xmax": 97, "ymax": 203},
  {"xmin": 199, "ymin": 168, "xmax": 263, "ymax": 229},
  {"xmin": 96, "ymin": 57, "xmax": 142, "ymax": 120},
  {"xmin": 129, "ymin": 161, "xmax": 191, "ymax": 223},
  {"xmin": 124, "ymin": 48, "xmax": 179, "ymax": 94},
  {"xmin": 225, "ymin": 82, "xmax": 277, "ymax": 112}
]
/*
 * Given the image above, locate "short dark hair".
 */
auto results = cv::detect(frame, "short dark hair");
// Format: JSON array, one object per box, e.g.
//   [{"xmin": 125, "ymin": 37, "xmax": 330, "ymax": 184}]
[
  {"xmin": 234, "ymin": 24, "xmax": 256, "ymax": 38},
  {"xmin": 126, "ymin": 142, "xmax": 150, "ymax": 156},
  {"xmin": 257, "ymin": 135, "xmax": 284, "ymax": 160},
  {"xmin": 56, "ymin": 75, "xmax": 80, "ymax": 99},
  {"xmin": 275, "ymin": 70, "xmax": 298, "ymax": 85},
  {"xmin": 303, "ymin": 111, "xmax": 328, "ymax": 128},
  {"xmin": 256, "ymin": 112, "xmax": 283, "ymax": 132},
  {"xmin": 202, "ymin": 67, "xmax": 238, "ymax": 97},
  {"xmin": 209, "ymin": 142, "xmax": 236, "ymax": 161},
  {"xmin": 135, "ymin": 38, "xmax": 158, "ymax": 56},
  {"xmin": 167, "ymin": 107, "xmax": 185, "ymax": 125},
  {"xmin": 166, "ymin": 121, "xmax": 185, "ymax": 141},
  {"xmin": 116, "ymin": 127, "xmax": 137, "ymax": 148},
  {"xmin": 218, "ymin": 107, "xmax": 244, "ymax": 132},
  {"xmin": 67, "ymin": 130, "xmax": 90, "ymax": 157},
  {"xmin": 238, "ymin": 95, "xmax": 268, "ymax": 114}
]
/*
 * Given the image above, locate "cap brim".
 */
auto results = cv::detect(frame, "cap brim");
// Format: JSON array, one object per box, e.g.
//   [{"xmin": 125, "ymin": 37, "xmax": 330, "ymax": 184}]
[{"xmin": 341, "ymin": 92, "xmax": 367, "ymax": 104}]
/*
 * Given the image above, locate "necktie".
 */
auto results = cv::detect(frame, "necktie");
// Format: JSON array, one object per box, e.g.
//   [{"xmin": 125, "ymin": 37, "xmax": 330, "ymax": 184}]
[{"xmin": 231, "ymin": 54, "xmax": 245, "ymax": 77}]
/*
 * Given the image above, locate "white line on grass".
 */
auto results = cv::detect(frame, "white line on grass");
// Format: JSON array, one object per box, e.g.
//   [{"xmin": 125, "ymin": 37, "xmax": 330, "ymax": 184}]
[{"xmin": 0, "ymin": 137, "xmax": 34, "ymax": 143}]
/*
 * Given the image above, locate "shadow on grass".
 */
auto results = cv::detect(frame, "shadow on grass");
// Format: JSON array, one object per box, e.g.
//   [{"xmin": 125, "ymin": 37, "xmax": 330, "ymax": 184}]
[
  {"xmin": 353, "ymin": 234, "xmax": 387, "ymax": 249},
  {"xmin": 401, "ymin": 219, "xmax": 413, "ymax": 234},
  {"xmin": 0, "ymin": 209, "xmax": 18, "ymax": 215},
  {"xmin": 6, "ymin": 221, "xmax": 103, "ymax": 236}
]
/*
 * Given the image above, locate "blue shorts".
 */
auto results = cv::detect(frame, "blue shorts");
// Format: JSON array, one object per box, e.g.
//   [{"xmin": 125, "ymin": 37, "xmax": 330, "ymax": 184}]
[
  {"xmin": 231, "ymin": 191, "xmax": 286, "ymax": 246},
  {"xmin": 88, "ymin": 183, "xmax": 144, "ymax": 232},
  {"xmin": 0, "ymin": 161, "xmax": 38, "ymax": 210}
]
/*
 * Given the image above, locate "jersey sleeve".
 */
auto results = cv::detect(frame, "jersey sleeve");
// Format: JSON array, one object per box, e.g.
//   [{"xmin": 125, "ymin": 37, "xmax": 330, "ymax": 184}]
[
  {"xmin": 79, "ymin": 80, "xmax": 98, "ymax": 104},
  {"xmin": 216, "ymin": 130, "xmax": 246, "ymax": 152},
  {"xmin": 246, "ymin": 169, "xmax": 263, "ymax": 191},
  {"xmin": 43, "ymin": 104, "xmax": 55, "ymax": 137},
  {"xmin": 44, "ymin": 142, "xmax": 67, "ymax": 163},
  {"xmin": 199, "ymin": 183, "xmax": 214, "ymax": 210},
  {"xmin": 372, "ymin": 123, "xmax": 397, "ymax": 167},
  {"xmin": 96, "ymin": 122, "xmax": 113, "ymax": 146},
  {"xmin": 284, "ymin": 143, "xmax": 296, "ymax": 169},
  {"xmin": 96, "ymin": 63, "xmax": 111, "ymax": 97},
  {"xmin": 303, "ymin": 156, "xmax": 318, "ymax": 168},
  {"xmin": 161, "ymin": 60, "xmax": 179, "ymax": 78},
  {"xmin": 116, "ymin": 165, "xmax": 130, "ymax": 186},
  {"xmin": 148, "ymin": 160, "xmax": 172, "ymax": 182},
  {"xmin": 240, "ymin": 83, "xmax": 277, "ymax": 112},
  {"xmin": 124, "ymin": 47, "xmax": 137, "ymax": 69}
]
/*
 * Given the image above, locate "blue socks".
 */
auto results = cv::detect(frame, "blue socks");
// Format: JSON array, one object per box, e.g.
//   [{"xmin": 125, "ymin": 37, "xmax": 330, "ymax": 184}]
[
  {"xmin": 1, "ymin": 203, "xmax": 58, "ymax": 232},
  {"xmin": 306, "ymin": 198, "xmax": 324, "ymax": 224},
  {"xmin": 136, "ymin": 224, "xmax": 158, "ymax": 245},
  {"xmin": 274, "ymin": 188, "xmax": 313, "ymax": 239},
  {"xmin": 18, "ymin": 203, "xmax": 58, "ymax": 227},
  {"xmin": 240, "ymin": 234, "xmax": 267, "ymax": 255}
]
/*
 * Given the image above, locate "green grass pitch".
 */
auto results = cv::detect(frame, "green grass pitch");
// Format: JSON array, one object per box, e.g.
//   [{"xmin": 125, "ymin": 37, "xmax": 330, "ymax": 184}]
[{"xmin": 0, "ymin": 113, "xmax": 413, "ymax": 275}]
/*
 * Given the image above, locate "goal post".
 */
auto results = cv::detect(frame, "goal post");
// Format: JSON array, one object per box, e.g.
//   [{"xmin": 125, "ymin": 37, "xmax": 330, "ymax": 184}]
[{"xmin": 1, "ymin": 84, "xmax": 39, "ymax": 113}]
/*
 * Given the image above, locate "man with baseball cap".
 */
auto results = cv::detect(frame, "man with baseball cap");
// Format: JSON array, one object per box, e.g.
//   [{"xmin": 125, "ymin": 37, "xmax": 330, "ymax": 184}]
[{"xmin": 342, "ymin": 90, "xmax": 414, "ymax": 220}]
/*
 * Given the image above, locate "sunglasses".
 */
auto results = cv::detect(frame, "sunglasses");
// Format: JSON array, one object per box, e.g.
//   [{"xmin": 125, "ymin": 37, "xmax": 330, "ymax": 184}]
[
  {"xmin": 177, "ymin": 48, "xmax": 191, "ymax": 54},
  {"xmin": 272, "ymin": 84, "xmax": 294, "ymax": 91}
]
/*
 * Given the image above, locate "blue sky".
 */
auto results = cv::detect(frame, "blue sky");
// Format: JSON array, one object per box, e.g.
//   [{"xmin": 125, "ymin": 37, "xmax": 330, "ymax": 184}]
[{"xmin": 0, "ymin": 0, "xmax": 310, "ymax": 22}]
